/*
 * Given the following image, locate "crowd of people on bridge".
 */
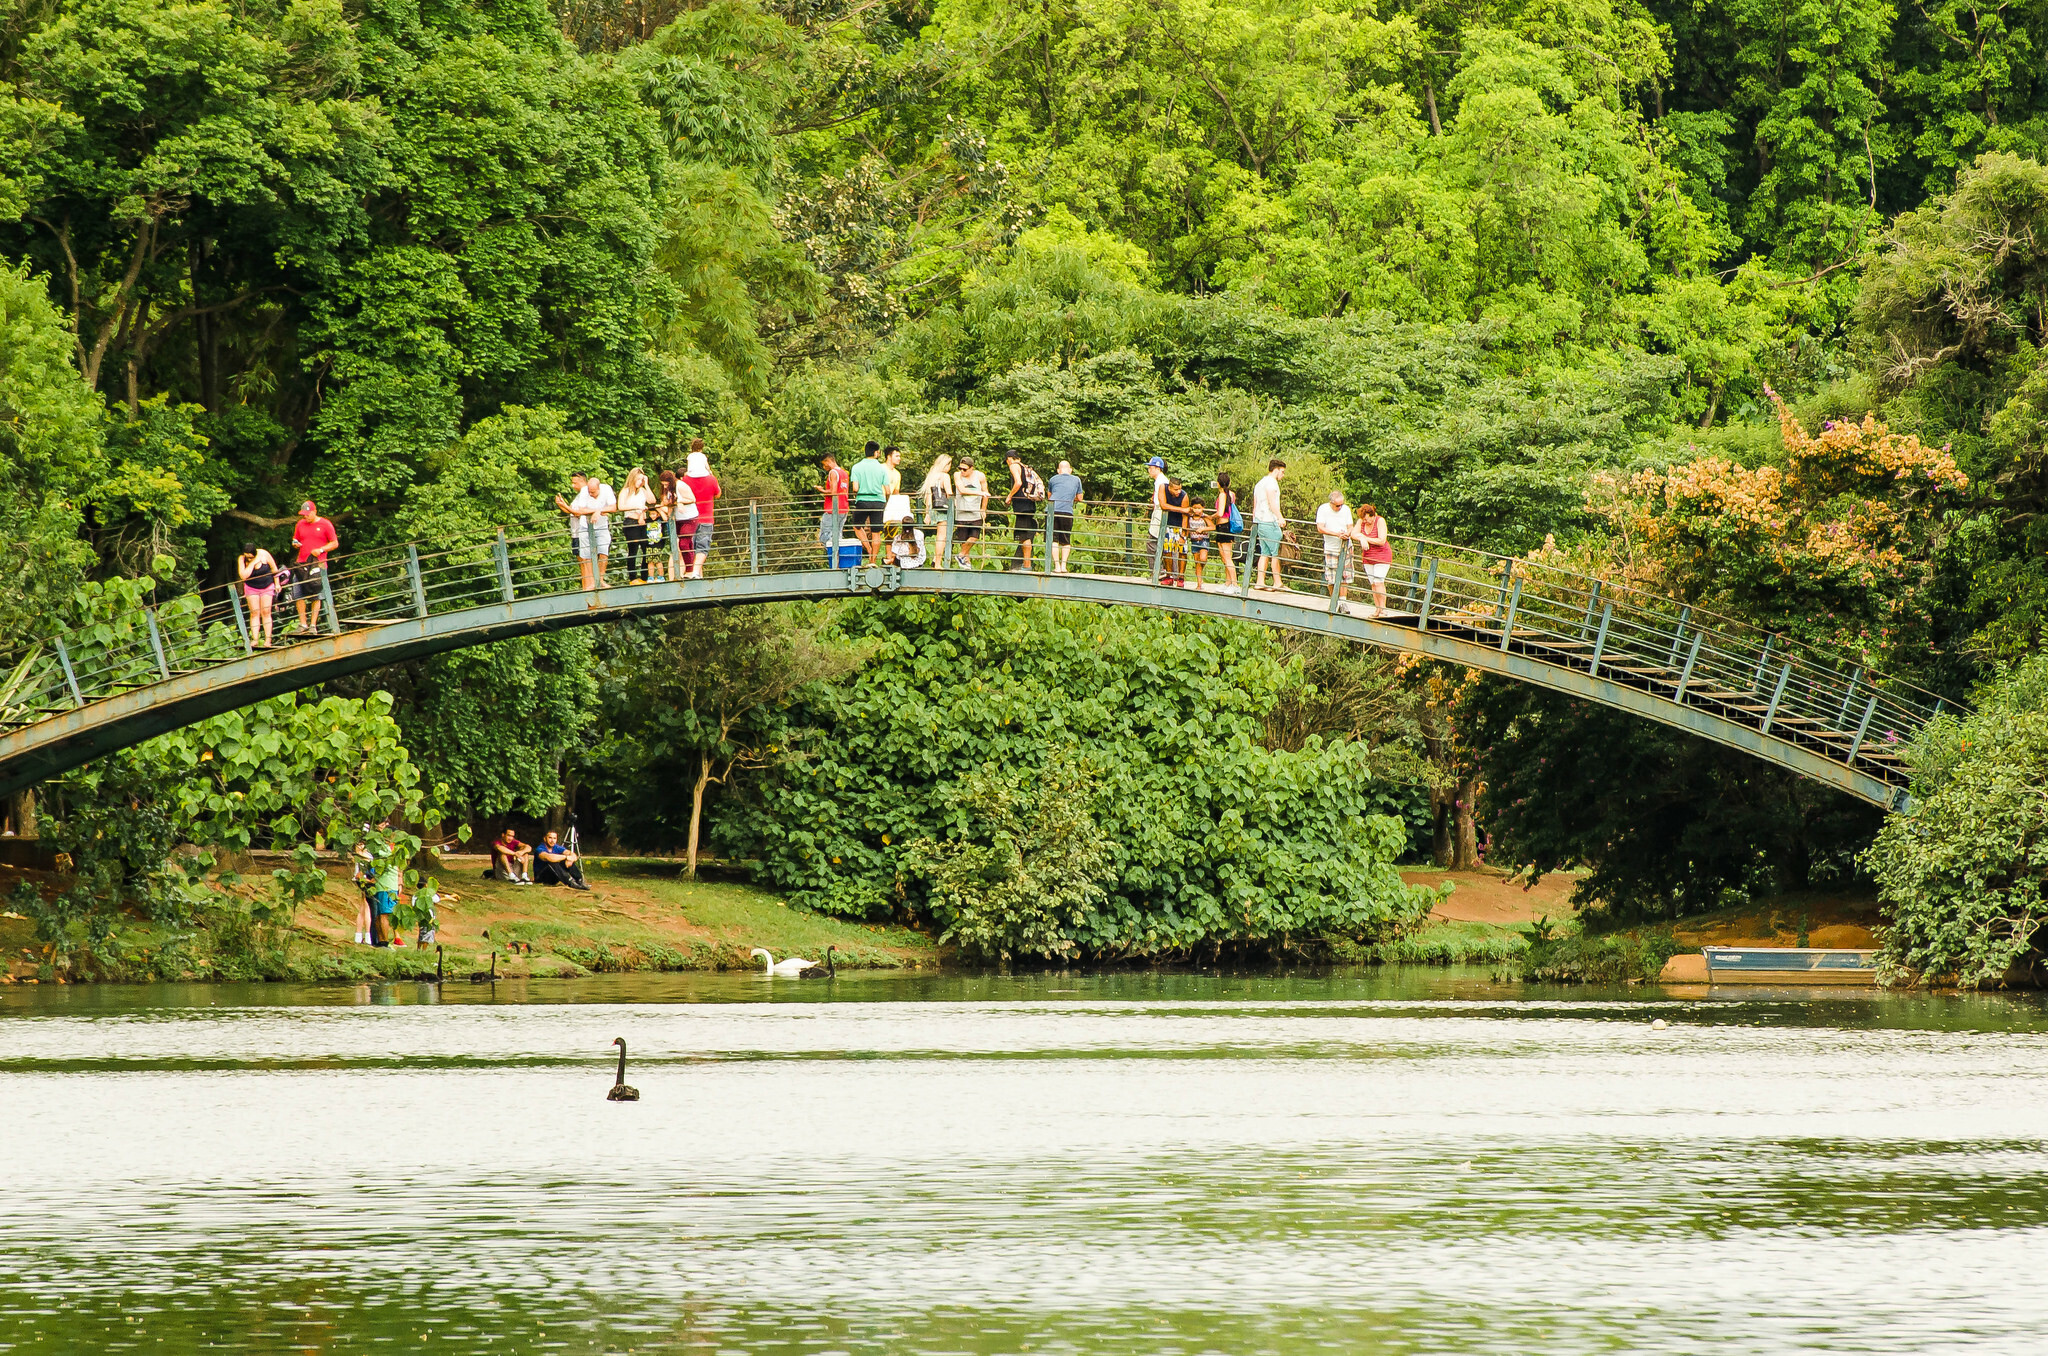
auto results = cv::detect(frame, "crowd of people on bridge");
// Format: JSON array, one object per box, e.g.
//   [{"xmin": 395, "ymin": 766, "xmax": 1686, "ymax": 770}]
[
  {"xmin": 803, "ymin": 444, "xmax": 1398, "ymax": 615},
  {"xmin": 232, "ymin": 441, "xmax": 1402, "ymax": 636}
]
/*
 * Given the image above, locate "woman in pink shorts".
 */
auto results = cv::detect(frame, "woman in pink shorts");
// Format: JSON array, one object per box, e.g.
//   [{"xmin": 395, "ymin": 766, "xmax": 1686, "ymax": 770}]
[{"xmin": 238, "ymin": 540, "xmax": 281, "ymax": 647}]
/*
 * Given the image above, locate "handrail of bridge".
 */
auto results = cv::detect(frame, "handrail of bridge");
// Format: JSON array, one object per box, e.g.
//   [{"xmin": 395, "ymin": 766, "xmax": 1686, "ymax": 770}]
[{"xmin": 0, "ymin": 496, "xmax": 1948, "ymax": 796}]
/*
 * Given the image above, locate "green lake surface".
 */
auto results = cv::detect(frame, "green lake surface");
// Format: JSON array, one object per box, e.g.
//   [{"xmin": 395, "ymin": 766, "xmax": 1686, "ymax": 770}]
[{"xmin": 3, "ymin": 967, "xmax": 2047, "ymax": 1353}]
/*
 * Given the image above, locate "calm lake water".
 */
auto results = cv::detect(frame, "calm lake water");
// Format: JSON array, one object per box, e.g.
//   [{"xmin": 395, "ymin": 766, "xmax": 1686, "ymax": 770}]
[{"xmin": 4, "ymin": 967, "xmax": 2048, "ymax": 1354}]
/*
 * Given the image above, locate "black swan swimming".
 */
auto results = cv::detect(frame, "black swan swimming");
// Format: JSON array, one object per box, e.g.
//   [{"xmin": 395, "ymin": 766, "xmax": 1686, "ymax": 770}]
[{"xmin": 607, "ymin": 1037, "xmax": 640, "ymax": 1101}]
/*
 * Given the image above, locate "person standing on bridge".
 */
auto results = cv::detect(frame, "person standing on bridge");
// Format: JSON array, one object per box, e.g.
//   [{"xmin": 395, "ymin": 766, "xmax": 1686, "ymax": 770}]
[
  {"xmin": 1212, "ymin": 472, "xmax": 1241, "ymax": 589},
  {"xmin": 1356, "ymin": 501, "xmax": 1393, "ymax": 618},
  {"xmin": 556, "ymin": 473, "xmax": 588, "ymax": 563},
  {"xmin": 237, "ymin": 540, "xmax": 280, "ymax": 647},
  {"xmin": 290, "ymin": 501, "xmax": 337, "ymax": 635},
  {"xmin": 848, "ymin": 442, "xmax": 889, "ymax": 564},
  {"xmin": 1251, "ymin": 460, "xmax": 1286, "ymax": 590},
  {"xmin": 682, "ymin": 443, "xmax": 719, "ymax": 579},
  {"xmin": 1004, "ymin": 452, "xmax": 1046, "ymax": 571},
  {"xmin": 816, "ymin": 453, "xmax": 850, "ymax": 566},
  {"xmin": 918, "ymin": 454, "xmax": 954, "ymax": 562},
  {"xmin": 952, "ymin": 457, "xmax": 988, "ymax": 568},
  {"xmin": 1048, "ymin": 460, "xmax": 1083, "ymax": 573},
  {"xmin": 618, "ymin": 467, "xmax": 656, "ymax": 584},
  {"xmin": 1315, "ymin": 489, "xmax": 1355, "ymax": 604},
  {"xmin": 565, "ymin": 471, "xmax": 614, "ymax": 589}
]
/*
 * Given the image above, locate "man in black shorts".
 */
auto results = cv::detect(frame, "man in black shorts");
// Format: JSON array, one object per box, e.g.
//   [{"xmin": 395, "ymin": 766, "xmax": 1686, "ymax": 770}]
[
  {"xmin": 1047, "ymin": 459, "xmax": 1084, "ymax": 573},
  {"xmin": 847, "ymin": 441, "xmax": 889, "ymax": 561},
  {"xmin": 1004, "ymin": 451, "xmax": 1046, "ymax": 571}
]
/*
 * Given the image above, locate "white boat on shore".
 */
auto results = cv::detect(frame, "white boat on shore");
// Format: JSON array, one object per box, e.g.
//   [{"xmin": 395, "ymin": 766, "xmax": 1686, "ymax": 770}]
[{"xmin": 1702, "ymin": 946, "xmax": 1878, "ymax": 985}]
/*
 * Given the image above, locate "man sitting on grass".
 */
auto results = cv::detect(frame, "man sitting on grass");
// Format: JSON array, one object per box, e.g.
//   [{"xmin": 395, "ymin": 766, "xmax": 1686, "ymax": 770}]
[
  {"xmin": 491, "ymin": 828, "xmax": 534, "ymax": 884},
  {"xmin": 533, "ymin": 831, "xmax": 590, "ymax": 890}
]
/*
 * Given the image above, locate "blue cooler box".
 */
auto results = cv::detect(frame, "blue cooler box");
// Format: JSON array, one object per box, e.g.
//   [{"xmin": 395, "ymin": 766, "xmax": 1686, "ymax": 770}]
[{"xmin": 834, "ymin": 539, "xmax": 863, "ymax": 567}]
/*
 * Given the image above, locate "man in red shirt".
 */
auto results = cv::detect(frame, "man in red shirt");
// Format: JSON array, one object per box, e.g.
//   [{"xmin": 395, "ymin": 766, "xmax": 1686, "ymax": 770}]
[
  {"xmin": 815, "ymin": 453, "xmax": 850, "ymax": 566},
  {"xmin": 291, "ymin": 500, "xmax": 338, "ymax": 634}
]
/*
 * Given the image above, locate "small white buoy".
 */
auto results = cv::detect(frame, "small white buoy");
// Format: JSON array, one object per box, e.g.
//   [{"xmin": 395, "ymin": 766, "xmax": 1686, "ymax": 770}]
[{"xmin": 1650, "ymin": 1018, "xmax": 1669, "ymax": 1030}]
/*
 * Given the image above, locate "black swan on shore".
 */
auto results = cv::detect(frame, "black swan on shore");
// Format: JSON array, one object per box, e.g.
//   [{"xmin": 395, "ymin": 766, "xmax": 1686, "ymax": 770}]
[{"xmin": 607, "ymin": 1037, "xmax": 640, "ymax": 1101}]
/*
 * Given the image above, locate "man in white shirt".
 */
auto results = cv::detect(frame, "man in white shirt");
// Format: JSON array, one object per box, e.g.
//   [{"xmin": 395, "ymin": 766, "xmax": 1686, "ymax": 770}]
[
  {"xmin": 1146, "ymin": 456, "xmax": 1166, "ymax": 545},
  {"xmin": 1315, "ymin": 489, "xmax": 1355, "ymax": 603},
  {"xmin": 1252, "ymin": 459, "xmax": 1287, "ymax": 589},
  {"xmin": 569, "ymin": 470, "xmax": 615, "ymax": 589}
]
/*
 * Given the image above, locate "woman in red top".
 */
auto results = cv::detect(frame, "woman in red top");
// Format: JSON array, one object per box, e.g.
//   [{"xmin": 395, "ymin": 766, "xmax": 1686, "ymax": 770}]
[
  {"xmin": 1356, "ymin": 501, "xmax": 1394, "ymax": 618},
  {"xmin": 682, "ymin": 441, "xmax": 719, "ymax": 579}
]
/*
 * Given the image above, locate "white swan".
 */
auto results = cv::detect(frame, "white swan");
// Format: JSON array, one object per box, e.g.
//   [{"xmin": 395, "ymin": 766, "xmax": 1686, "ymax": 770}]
[{"xmin": 751, "ymin": 947, "xmax": 816, "ymax": 976}]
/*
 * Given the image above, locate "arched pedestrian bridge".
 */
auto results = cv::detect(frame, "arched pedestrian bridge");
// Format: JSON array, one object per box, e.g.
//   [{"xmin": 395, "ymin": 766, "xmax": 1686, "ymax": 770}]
[{"xmin": 0, "ymin": 498, "xmax": 1943, "ymax": 807}]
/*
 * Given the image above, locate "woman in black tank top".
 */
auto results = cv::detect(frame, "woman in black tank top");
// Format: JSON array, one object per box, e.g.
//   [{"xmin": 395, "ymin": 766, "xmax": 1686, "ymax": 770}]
[{"xmin": 238, "ymin": 541, "xmax": 280, "ymax": 647}]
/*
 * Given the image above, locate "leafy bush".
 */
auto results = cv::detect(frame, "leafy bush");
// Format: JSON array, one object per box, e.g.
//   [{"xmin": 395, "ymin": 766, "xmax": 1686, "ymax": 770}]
[
  {"xmin": 1518, "ymin": 917, "xmax": 1683, "ymax": 984},
  {"xmin": 716, "ymin": 596, "xmax": 1434, "ymax": 958},
  {"xmin": 1865, "ymin": 657, "xmax": 2048, "ymax": 987}
]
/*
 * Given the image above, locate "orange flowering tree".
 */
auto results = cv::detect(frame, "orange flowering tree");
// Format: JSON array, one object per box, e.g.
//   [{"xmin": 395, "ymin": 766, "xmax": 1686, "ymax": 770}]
[{"xmin": 1582, "ymin": 390, "xmax": 1970, "ymax": 672}]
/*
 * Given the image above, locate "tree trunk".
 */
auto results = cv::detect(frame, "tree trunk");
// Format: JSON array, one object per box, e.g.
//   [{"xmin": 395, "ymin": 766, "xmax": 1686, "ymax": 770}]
[
  {"xmin": 687, "ymin": 748, "xmax": 712, "ymax": 878},
  {"xmin": 1423, "ymin": 80, "xmax": 1442, "ymax": 137},
  {"xmin": 6, "ymin": 789, "xmax": 35, "ymax": 839},
  {"xmin": 1430, "ymin": 789, "xmax": 1455, "ymax": 867},
  {"xmin": 1453, "ymin": 776, "xmax": 1479, "ymax": 869}
]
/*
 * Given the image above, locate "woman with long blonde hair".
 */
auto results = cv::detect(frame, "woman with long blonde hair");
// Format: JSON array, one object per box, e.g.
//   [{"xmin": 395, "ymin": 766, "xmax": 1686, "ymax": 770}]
[
  {"xmin": 918, "ymin": 454, "xmax": 954, "ymax": 562},
  {"xmin": 617, "ymin": 466, "xmax": 655, "ymax": 583}
]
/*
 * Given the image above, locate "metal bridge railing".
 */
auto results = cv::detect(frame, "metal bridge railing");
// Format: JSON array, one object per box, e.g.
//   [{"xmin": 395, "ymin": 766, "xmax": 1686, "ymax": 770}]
[{"xmin": 0, "ymin": 497, "xmax": 1945, "ymax": 793}]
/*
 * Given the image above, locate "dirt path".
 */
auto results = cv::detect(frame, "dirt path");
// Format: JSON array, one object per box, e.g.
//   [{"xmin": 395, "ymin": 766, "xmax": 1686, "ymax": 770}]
[{"xmin": 1404, "ymin": 867, "xmax": 1581, "ymax": 925}]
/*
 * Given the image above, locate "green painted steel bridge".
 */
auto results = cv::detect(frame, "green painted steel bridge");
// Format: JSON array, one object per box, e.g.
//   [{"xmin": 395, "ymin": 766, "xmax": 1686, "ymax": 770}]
[{"xmin": 0, "ymin": 497, "xmax": 1942, "ymax": 807}]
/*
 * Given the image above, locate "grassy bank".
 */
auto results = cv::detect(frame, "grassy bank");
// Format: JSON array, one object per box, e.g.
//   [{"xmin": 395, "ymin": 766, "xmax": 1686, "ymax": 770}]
[{"xmin": 3, "ymin": 856, "xmax": 942, "ymax": 984}]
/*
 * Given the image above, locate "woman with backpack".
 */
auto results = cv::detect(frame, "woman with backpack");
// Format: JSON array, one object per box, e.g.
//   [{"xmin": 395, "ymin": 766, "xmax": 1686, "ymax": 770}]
[{"xmin": 1212, "ymin": 471, "xmax": 1242, "ymax": 589}]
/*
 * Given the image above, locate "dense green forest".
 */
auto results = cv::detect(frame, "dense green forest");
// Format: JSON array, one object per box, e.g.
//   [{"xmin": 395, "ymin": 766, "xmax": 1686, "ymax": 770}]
[{"xmin": 4, "ymin": 0, "xmax": 2047, "ymax": 978}]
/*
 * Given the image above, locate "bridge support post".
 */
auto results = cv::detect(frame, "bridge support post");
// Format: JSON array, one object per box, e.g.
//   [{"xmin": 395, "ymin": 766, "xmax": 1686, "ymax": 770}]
[
  {"xmin": 1588, "ymin": 602, "xmax": 1612, "ymax": 676},
  {"xmin": 1846, "ymin": 694, "xmax": 1879, "ymax": 765},
  {"xmin": 227, "ymin": 586, "xmax": 253, "ymax": 654},
  {"xmin": 1416, "ymin": 558, "xmax": 1438, "ymax": 630},
  {"xmin": 1673, "ymin": 630, "xmax": 1704, "ymax": 703},
  {"xmin": 749, "ymin": 502, "xmax": 762, "ymax": 575},
  {"xmin": 1494, "ymin": 558, "xmax": 1515, "ymax": 624},
  {"xmin": 670, "ymin": 517, "xmax": 684, "ymax": 580},
  {"xmin": 1666, "ymin": 606, "xmax": 1691, "ymax": 667},
  {"xmin": 318, "ymin": 568, "xmax": 341, "ymax": 636},
  {"xmin": 145, "ymin": 610, "xmax": 171, "ymax": 682},
  {"xmin": 1498, "ymin": 574, "xmax": 1523, "ymax": 650},
  {"xmin": 1405, "ymin": 544, "xmax": 1425, "ymax": 610},
  {"xmin": 1761, "ymin": 662, "xmax": 1793, "ymax": 735},
  {"xmin": 495, "ymin": 529, "xmax": 516, "ymax": 603},
  {"xmin": 1578, "ymin": 580, "xmax": 1602, "ymax": 638},
  {"xmin": 1041, "ymin": 499, "xmax": 1053, "ymax": 574},
  {"xmin": 1837, "ymin": 667, "xmax": 1863, "ymax": 725},
  {"xmin": 1124, "ymin": 515, "xmax": 1133, "ymax": 575},
  {"xmin": 1751, "ymin": 633, "xmax": 1774, "ymax": 691},
  {"xmin": 53, "ymin": 639, "xmax": 82, "ymax": 707},
  {"xmin": 407, "ymin": 546, "xmax": 428, "ymax": 618},
  {"xmin": 1328, "ymin": 540, "xmax": 1351, "ymax": 614},
  {"xmin": 1149, "ymin": 527, "xmax": 1163, "ymax": 586}
]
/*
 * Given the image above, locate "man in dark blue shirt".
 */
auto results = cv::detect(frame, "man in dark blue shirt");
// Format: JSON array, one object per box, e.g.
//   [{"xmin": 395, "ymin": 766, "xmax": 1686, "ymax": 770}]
[{"xmin": 533, "ymin": 831, "xmax": 589, "ymax": 890}]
